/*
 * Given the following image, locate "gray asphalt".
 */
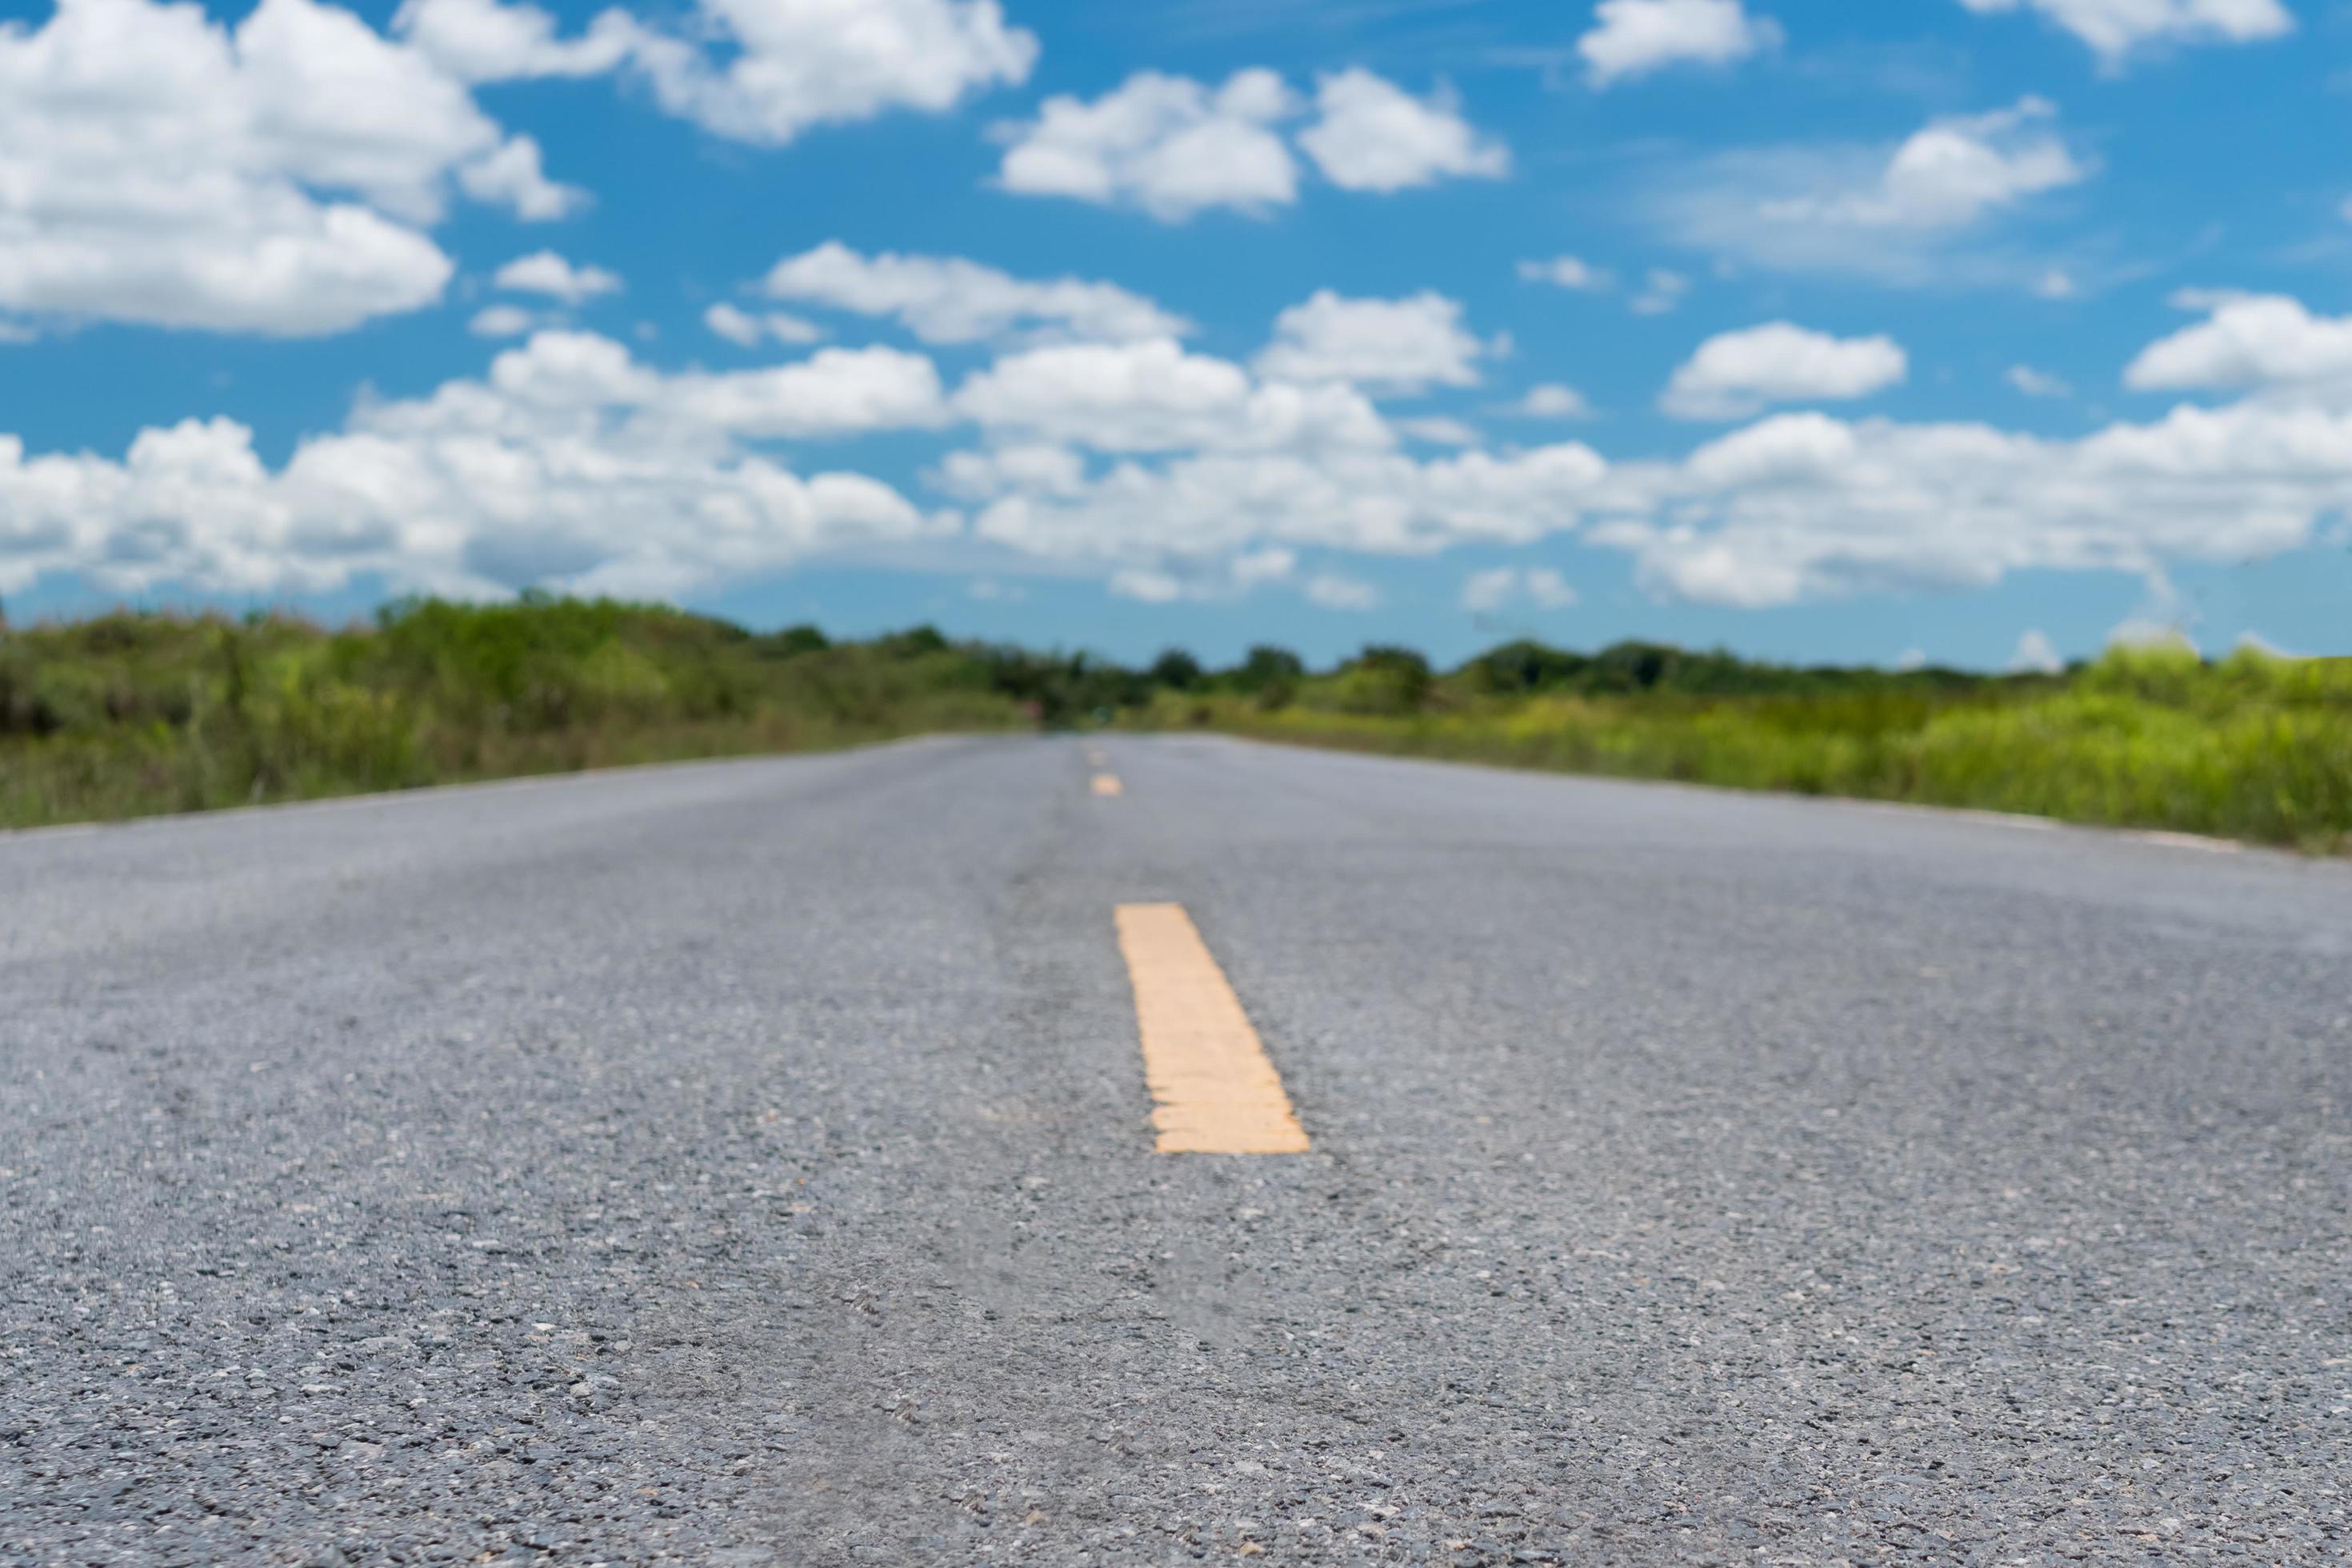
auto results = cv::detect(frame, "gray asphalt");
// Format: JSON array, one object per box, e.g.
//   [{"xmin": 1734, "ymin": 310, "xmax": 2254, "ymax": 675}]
[{"xmin": 5, "ymin": 734, "xmax": 2350, "ymax": 1566}]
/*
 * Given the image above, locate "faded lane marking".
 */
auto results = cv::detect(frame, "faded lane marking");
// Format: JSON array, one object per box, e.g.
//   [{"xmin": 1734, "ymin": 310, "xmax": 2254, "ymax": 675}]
[
  {"xmin": 1114, "ymin": 903, "xmax": 1310, "ymax": 1155},
  {"xmin": 1092, "ymin": 774, "xmax": 1124, "ymax": 797}
]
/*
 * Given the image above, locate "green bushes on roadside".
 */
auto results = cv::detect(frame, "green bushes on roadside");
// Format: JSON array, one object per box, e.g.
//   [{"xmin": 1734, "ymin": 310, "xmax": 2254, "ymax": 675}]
[
  {"xmin": 1139, "ymin": 639, "xmax": 2352, "ymax": 854},
  {"xmin": 6, "ymin": 600, "xmax": 2346, "ymax": 850},
  {"xmin": 0, "ymin": 599, "xmax": 1026, "ymax": 828}
]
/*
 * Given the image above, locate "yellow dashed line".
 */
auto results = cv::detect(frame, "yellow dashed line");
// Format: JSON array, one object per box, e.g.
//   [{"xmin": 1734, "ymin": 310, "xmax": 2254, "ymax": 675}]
[{"xmin": 1113, "ymin": 903, "xmax": 1310, "ymax": 1155}]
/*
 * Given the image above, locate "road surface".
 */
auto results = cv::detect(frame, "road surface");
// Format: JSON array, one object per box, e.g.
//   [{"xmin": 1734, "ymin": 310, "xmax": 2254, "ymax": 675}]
[{"xmin": 5, "ymin": 734, "xmax": 2350, "ymax": 1565}]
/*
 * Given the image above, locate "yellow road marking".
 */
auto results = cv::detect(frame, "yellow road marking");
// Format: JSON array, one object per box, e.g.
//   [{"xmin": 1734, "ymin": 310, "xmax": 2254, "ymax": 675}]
[
  {"xmin": 1092, "ymin": 774, "xmax": 1123, "ymax": 796},
  {"xmin": 1113, "ymin": 903, "xmax": 1309, "ymax": 1155}
]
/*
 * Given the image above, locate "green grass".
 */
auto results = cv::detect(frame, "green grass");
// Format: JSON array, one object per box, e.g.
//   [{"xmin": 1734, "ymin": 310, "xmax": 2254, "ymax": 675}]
[
  {"xmin": 0, "ymin": 598, "xmax": 1031, "ymax": 829},
  {"xmin": 1138, "ymin": 640, "xmax": 2352, "ymax": 854},
  {"xmin": 7, "ymin": 599, "xmax": 2347, "ymax": 851}
]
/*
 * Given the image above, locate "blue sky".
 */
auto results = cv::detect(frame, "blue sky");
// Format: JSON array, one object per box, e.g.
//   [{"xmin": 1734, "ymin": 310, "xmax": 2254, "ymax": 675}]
[{"xmin": 2, "ymin": 0, "xmax": 2348, "ymax": 669}]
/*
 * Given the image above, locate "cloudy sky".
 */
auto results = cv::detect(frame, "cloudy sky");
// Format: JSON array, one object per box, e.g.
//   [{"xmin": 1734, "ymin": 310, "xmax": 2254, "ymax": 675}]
[{"xmin": 2, "ymin": 0, "xmax": 2348, "ymax": 668}]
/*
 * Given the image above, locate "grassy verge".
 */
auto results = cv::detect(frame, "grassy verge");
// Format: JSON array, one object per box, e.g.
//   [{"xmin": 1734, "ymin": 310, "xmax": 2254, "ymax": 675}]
[
  {"xmin": 1136, "ymin": 642, "xmax": 2352, "ymax": 854},
  {"xmin": 10, "ymin": 599, "xmax": 2346, "ymax": 851},
  {"xmin": 0, "ymin": 598, "xmax": 1048, "ymax": 829}
]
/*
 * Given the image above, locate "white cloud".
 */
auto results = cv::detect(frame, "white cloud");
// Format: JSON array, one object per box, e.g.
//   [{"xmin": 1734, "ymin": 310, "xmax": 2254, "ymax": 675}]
[
  {"xmin": 0, "ymin": 0, "xmax": 594, "ymax": 337},
  {"xmin": 452, "ymin": 134, "xmax": 581, "ymax": 220},
  {"xmin": 394, "ymin": 0, "xmax": 1038, "ymax": 146},
  {"xmin": 703, "ymin": 302, "xmax": 823, "ymax": 348},
  {"xmin": 1462, "ymin": 565, "xmax": 1577, "ymax": 612},
  {"xmin": 390, "ymin": 0, "xmax": 633, "ymax": 81},
  {"xmin": 1306, "ymin": 572, "xmax": 1382, "ymax": 610},
  {"xmin": 1254, "ymin": 291, "xmax": 1489, "ymax": 394},
  {"xmin": 1662, "ymin": 323, "xmax": 1908, "ymax": 420},
  {"xmin": 469, "ymin": 304, "xmax": 544, "ymax": 337},
  {"xmin": 2123, "ymin": 294, "xmax": 2352, "ymax": 398},
  {"xmin": 758, "ymin": 242, "xmax": 1189, "ymax": 345},
  {"xmin": 1398, "ymin": 417, "xmax": 1482, "ymax": 446},
  {"xmin": 2009, "ymin": 628, "xmax": 2063, "ymax": 674},
  {"xmin": 1657, "ymin": 99, "xmax": 2090, "ymax": 283},
  {"xmin": 953, "ymin": 338, "xmax": 1392, "ymax": 453},
  {"xmin": 995, "ymin": 70, "xmax": 1299, "ymax": 222},
  {"xmin": 1518, "ymin": 256, "xmax": 1614, "ymax": 290},
  {"xmin": 1506, "ymin": 384, "xmax": 1594, "ymax": 418},
  {"xmin": 2008, "ymin": 364, "xmax": 2071, "ymax": 397},
  {"xmin": 1590, "ymin": 393, "xmax": 2347, "ymax": 608},
  {"xmin": 969, "ymin": 440, "xmax": 1612, "ymax": 576},
  {"xmin": 1763, "ymin": 98, "xmax": 2086, "ymax": 230},
  {"xmin": 1955, "ymin": 0, "xmax": 2291, "ymax": 66},
  {"xmin": 1103, "ymin": 548, "xmax": 1300, "ymax": 603},
  {"xmin": 494, "ymin": 251, "xmax": 621, "ymax": 303},
  {"xmin": 0, "ymin": 330, "xmax": 958, "ymax": 599},
  {"xmin": 1630, "ymin": 269, "xmax": 1690, "ymax": 315},
  {"xmin": 1110, "ymin": 568, "xmax": 1185, "ymax": 602},
  {"xmin": 1579, "ymin": 0, "xmax": 1783, "ymax": 86},
  {"xmin": 1296, "ymin": 70, "xmax": 1507, "ymax": 193},
  {"xmin": 629, "ymin": 0, "xmax": 1035, "ymax": 146}
]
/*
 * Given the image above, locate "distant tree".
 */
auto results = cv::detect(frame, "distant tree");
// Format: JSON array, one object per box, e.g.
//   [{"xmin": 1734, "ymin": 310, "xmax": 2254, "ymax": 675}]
[
  {"xmin": 877, "ymin": 625, "xmax": 950, "ymax": 658},
  {"xmin": 1148, "ymin": 649, "xmax": 1204, "ymax": 690},
  {"xmin": 1230, "ymin": 645, "xmax": 1305, "ymax": 690},
  {"xmin": 756, "ymin": 623, "xmax": 830, "ymax": 659},
  {"xmin": 1333, "ymin": 645, "xmax": 1431, "ymax": 715},
  {"xmin": 1470, "ymin": 638, "xmax": 1590, "ymax": 694}
]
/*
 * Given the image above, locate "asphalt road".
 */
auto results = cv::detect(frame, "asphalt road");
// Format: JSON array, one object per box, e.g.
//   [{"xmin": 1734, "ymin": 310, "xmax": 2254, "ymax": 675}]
[{"xmin": 6, "ymin": 734, "xmax": 2350, "ymax": 1566}]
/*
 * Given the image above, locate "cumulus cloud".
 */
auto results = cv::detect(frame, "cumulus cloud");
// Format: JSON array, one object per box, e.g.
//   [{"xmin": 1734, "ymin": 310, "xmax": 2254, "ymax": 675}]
[
  {"xmin": 1254, "ymin": 292, "xmax": 1490, "ymax": 394},
  {"xmin": 1305, "ymin": 572, "xmax": 1382, "ymax": 610},
  {"xmin": 758, "ymin": 242, "xmax": 1189, "ymax": 345},
  {"xmin": 1590, "ymin": 394, "xmax": 2345, "ymax": 607},
  {"xmin": 2009, "ymin": 628, "xmax": 2064, "ymax": 674},
  {"xmin": 953, "ymin": 338, "xmax": 1393, "ymax": 453},
  {"xmin": 2123, "ymin": 294, "xmax": 2352, "ymax": 398},
  {"xmin": 494, "ymin": 251, "xmax": 622, "ymax": 303},
  {"xmin": 390, "ymin": 0, "xmax": 633, "ymax": 81},
  {"xmin": 2008, "ymin": 364, "xmax": 2071, "ymax": 397},
  {"xmin": 1656, "ymin": 98, "xmax": 2090, "ymax": 283},
  {"xmin": 995, "ymin": 70, "xmax": 1299, "ymax": 222},
  {"xmin": 0, "ymin": 0, "xmax": 591, "ymax": 337},
  {"xmin": 1631, "ymin": 269, "xmax": 1690, "ymax": 314},
  {"xmin": 1462, "ymin": 565, "xmax": 1577, "ymax": 612},
  {"xmin": 629, "ymin": 0, "xmax": 1035, "ymax": 146},
  {"xmin": 1518, "ymin": 256, "xmax": 1614, "ymax": 290},
  {"xmin": 1504, "ymin": 384, "xmax": 1594, "ymax": 418},
  {"xmin": 0, "ymin": 330, "xmax": 962, "ymax": 599},
  {"xmin": 469, "ymin": 304, "xmax": 545, "ymax": 338},
  {"xmin": 1954, "ymin": 0, "xmax": 2291, "ymax": 67},
  {"xmin": 1661, "ymin": 323, "xmax": 1908, "ymax": 420},
  {"xmin": 702, "ymin": 302, "xmax": 823, "ymax": 348},
  {"xmin": 1579, "ymin": 0, "xmax": 1783, "ymax": 86},
  {"xmin": 966, "ymin": 441, "xmax": 1612, "ymax": 576},
  {"xmin": 1296, "ymin": 70, "xmax": 1507, "ymax": 193},
  {"xmin": 1773, "ymin": 98, "xmax": 2086, "ymax": 230},
  {"xmin": 400, "ymin": 0, "xmax": 1036, "ymax": 146},
  {"xmin": 1398, "ymin": 417, "xmax": 1483, "ymax": 446}
]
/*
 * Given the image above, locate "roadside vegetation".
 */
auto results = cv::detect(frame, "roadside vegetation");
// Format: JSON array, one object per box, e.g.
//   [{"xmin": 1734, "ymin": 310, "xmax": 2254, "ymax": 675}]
[
  {"xmin": 0, "ymin": 596, "xmax": 1123, "ymax": 827},
  {"xmin": 1138, "ymin": 637, "xmax": 2352, "ymax": 854},
  {"xmin": 3, "ymin": 597, "xmax": 2346, "ymax": 849}
]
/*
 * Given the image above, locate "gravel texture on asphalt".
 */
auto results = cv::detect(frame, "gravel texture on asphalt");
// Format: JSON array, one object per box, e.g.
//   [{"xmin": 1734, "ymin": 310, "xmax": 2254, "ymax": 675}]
[{"xmin": 5, "ymin": 734, "xmax": 2350, "ymax": 1566}]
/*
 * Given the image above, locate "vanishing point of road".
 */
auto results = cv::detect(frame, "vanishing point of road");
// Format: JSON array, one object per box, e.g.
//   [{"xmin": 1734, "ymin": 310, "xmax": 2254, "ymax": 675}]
[{"xmin": 5, "ymin": 735, "xmax": 2349, "ymax": 1564}]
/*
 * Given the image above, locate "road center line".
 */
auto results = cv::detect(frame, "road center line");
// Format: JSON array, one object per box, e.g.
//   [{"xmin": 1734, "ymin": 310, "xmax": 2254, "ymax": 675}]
[
  {"xmin": 1113, "ymin": 903, "xmax": 1310, "ymax": 1155},
  {"xmin": 1092, "ymin": 774, "xmax": 1123, "ymax": 796}
]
